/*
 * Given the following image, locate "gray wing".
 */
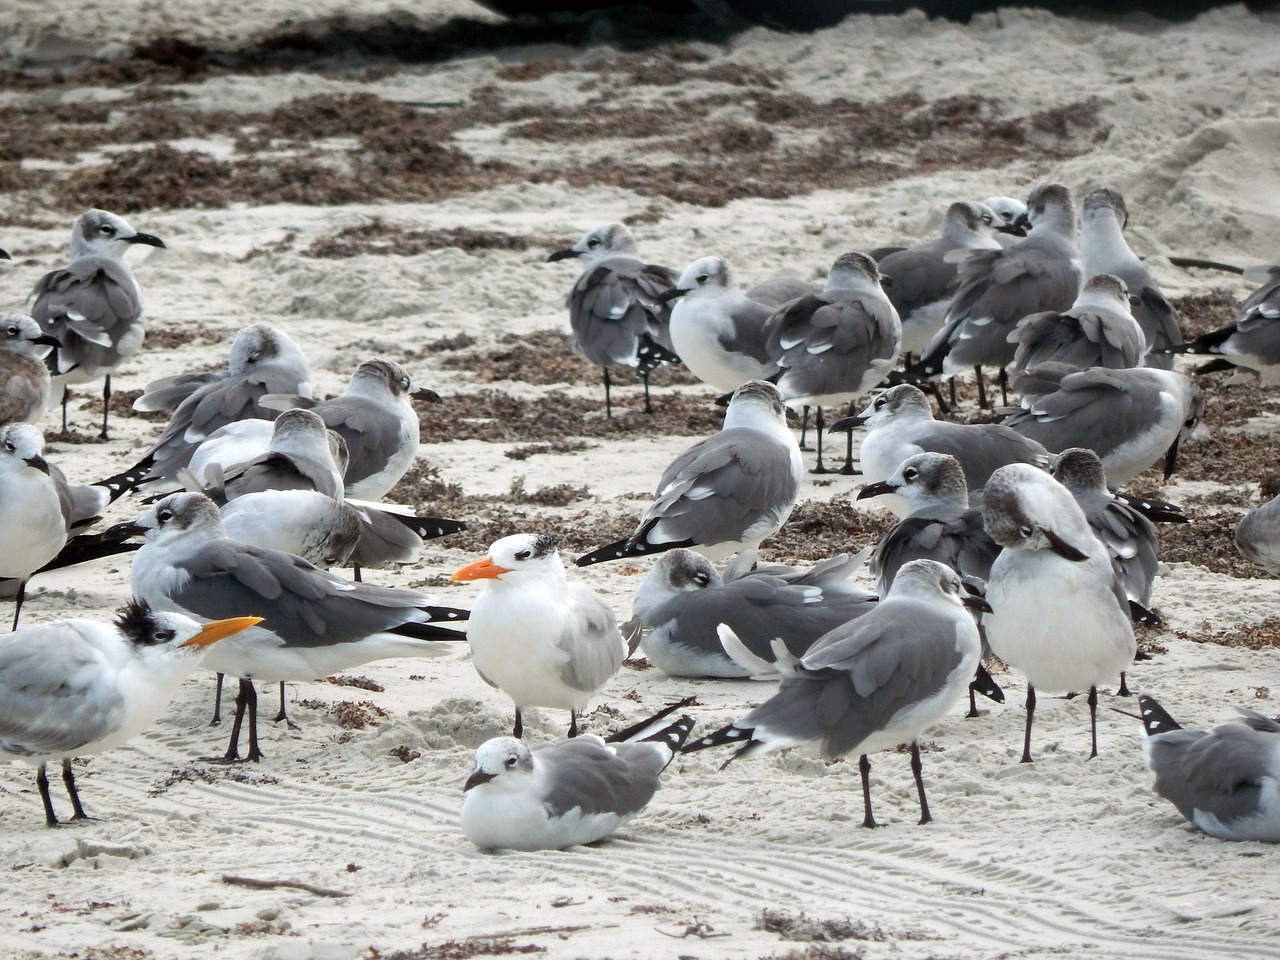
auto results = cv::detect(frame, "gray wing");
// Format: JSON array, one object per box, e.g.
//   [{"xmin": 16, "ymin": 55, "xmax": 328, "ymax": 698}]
[
  {"xmin": 0, "ymin": 625, "xmax": 123, "ymax": 756},
  {"xmin": 133, "ymin": 371, "xmax": 224, "ymax": 413},
  {"xmin": 569, "ymin": 257, "xmax": 676, "ymax": 366},
  {"xmin": 558, "ymin": 583, "xmax": 624, "ymax": 693},
  {"xmin": 1004, "ymin": 366, "xmax": 1163, "ymax": 458},
  {"xmin": 32, "ymin": 257, "xmax": 141, "ymax": 375},
  {"xmin": 768, "ymin": 296, "xmax": 900, "ymax": 397},
  {"xmin": 746, "ymin": 277, "xmax": 818, "ymax": 309},
  {"xmin": 224, "ymin": 452, "xmax": 344, "ymax": 500},
  {"xmin": 1130, "ymin": 285, "xmax": 1181, "ymax": 362},
  {"xmin": 878, "ymin": 239, "xmax": 959, "ymax": 317},
  {"xmin": 310, "ymin": 397, "xmax": 405, "ymax": 489},
  {"xmin": 1010, "ymin": 308, "xmax": 1144, "ymax": 372},
  {"xmin": 537, "ymin": 736, "xmax": 664, "ymax": 818},
  {"xmin": 908, "ymin": 421, "xmax": 1049, "ymax": 491},
  {"xmin": 872, "ymin": 513, "xmax": 999, "ymax": 593},
  {"xmin": 348, "ymin": 505, "xmax": 423, "ymax": 568},
  {"xmin": 1149, "ymin": 723, "xmax": 1279, "ymax": 831},
  {"xmin": 1080, "ymin": 491, "xmax": 1157, "ymax": 605},
  {"xmin": 720, "ymin": 298, "xmax": 775, "ymax": 365}
]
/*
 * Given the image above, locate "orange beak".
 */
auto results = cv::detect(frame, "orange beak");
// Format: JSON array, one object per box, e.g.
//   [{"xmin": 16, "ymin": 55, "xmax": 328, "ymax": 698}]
[
  {"xmin": 450, "ymin": 557, "xmax": 511, "ymax": 582},
  {"xmin": 180, "ymin": 616, "xmax": 264, "ymax": 648}
]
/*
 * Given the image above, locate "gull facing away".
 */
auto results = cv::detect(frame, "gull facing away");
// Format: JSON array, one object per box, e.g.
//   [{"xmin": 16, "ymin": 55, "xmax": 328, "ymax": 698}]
[
  {"xmin": 1002, "ymin": 362, "xmax": 1208, "ymax": 486},
  {"xmin": 547, "ymin": 223, "xmax": 679, "ymax": 417},
  {"xmin": 1236, "ymin": 475, "xmax": 1280, "ymax": 575},
  {"xmin": 910, "ymin": 183, "xmax": 1083, "ymax": 407},
  {"xmin": 982, "ymin": 464, "xmax": 1136, "ymax": 763},
  {"xmin": 460, "ymin": 709, "xmax": 694, "ymax": 851},
  {"xmin": 683, "ymin": 560, "xmax": 986, "ymax": 828},
  {"xmin": 830, "ymin": 383, "xmax": 1049, "ymax": 516},
  {"xmin": 31, "ymin": 209, "xmax": 166, "ymax": 438},
  {"xmin": 1161, "ymin": 264, "xmax": 1280, "ymax": 383},
  {"xmin": 0, "ymin": 599, "xmax": 259, "ymax": 826},
  {"xmin": 764, "ymin": 251, "xmax": 902, "ymax": 473},
  {"xmin": 576, "ymin": 380, "xmax": 802, "ymax": 566},
  {"xmin": 0, "ymin": 314, "xmax": 60, "ymax": 425},
  {"xmin": 631, "ymin": 548, "xmax": 877, "ymax": 678},
  {"xmin": 1131, "ymin": 695, "xmax": 1280, "ymax": 842},
  {"xmin": 1080, "ymin": 188, "xmax": 1182, "ymax": 368},
  {"xmin": 1007, "ymin": 273, "xmax": 1147, "ymax": 375},
  {"xmin": 112, "ymin": 493, "xmax": 469, "ymax": 762},
  {"xmin": 452, "ymin": 533, "xmax": 633, "ymax": 739}
]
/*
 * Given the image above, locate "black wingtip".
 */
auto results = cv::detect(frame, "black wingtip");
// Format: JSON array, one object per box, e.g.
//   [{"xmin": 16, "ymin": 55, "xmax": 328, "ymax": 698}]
[
  {"xmin": 1137, "ymin": 695, "xmax": 1183, "ymax": 736},
  {"xmin": 93, "ymin": 455, "xmax": 156, "ymax": 503},
  {"xmin": 1129, "ymin": 600, "xmax": 1162, "ymax": 627},
  {"xmin": 971, "ymin": 664, "xmax": 1005, "ymax": 704},
  {"xmin": 390, "ymin": 513, "xmax": 467, "ymax": 540},
  {"xmin": 643, "ymin": 715, "xmax": 697, "ymax": 765},
  {"xmin": 606, "ymin": 696, "xmax": 697, "ymax": 743},
  {"xmin": 421, "ymin": 605, "xmax": 469, "ymax": 623},
  {"xmin": 390, "ymin": 621, "xmax": 468, "ymax": 642},
  {"xmin": 575, "ymin": 536, "xmax": 695, "ymax": 567},
  {"xmin": 1118, "ymin": 494, "xmax": 1190, "ymax": 524},
  {"xmin": 680, "ymin": 722, "xmax": 754, "ymax": 754},
  {"xmin": 636, "ymin": 334, "xmax": 680, "ymax": 374}
]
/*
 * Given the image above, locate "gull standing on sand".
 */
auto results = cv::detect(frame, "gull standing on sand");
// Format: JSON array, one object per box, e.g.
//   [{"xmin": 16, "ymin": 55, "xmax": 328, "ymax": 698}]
[
  {"xmin": 547, "ymin": 223, "xmax": 678, "ymax": 416},
  {"xmin": 0, "ymin": 314, "xmax": 60, "ymax": 425},
  {"xmin": 631, "ymin": 548, "xmax": 877, "ymax": 678},
  {"xmin": 683, "ymin": 560, "xmax": 986, "ymax": 828},
  {"xmin": 453, "ymin": 533, "xmax": 632, "ymax": 738},
  {"xmin": 982, "ymin": 463, "xmax": 1136, "ymax": 763},
  {"xmin": 0, "ymin": 599, "xmax": 260, "ymax": 826},
  {"xmin": 31, "ymin": 209, "xmax": 166, "ymax": 438},
  {"xmin": 1007, "ymin": 273, "xmax": 1147, "ymax": 374},
  {"xmin": 765, "ymin": 251, "xmax": 902, "ymax": 473},
  {"xmin": 576, "ymin": 380, "xmax": 802, "ymax": 565},
  {"xmin": 1162, "ymin": 264, "xmax": 1280, "ymax": 383},
  {"xmin": 460, "ymin": 709, "xmax": 694, "ymax": 851},
  {"xmin": 1130, "ymin": 695, "xmax": 1280, "ymax": 842}
]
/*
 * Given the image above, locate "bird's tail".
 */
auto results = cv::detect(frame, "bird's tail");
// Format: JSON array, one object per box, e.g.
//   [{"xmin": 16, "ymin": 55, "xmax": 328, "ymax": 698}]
[
  {"xmin": 575, "ymin": 519, "xmax": 694, "ymax": 567},
  {"xmin": 389, "ymin": 621, "xmax": 468, "ymax": 642},
  {"xmin": 642, "ymin": 715, "xmax": 697, "ymax": 770},
  {"xmin": 606, "ymin": 697, "xmax": 697, "ymax": 744},
  {"xmin": 1118, "ymin": 493, "xmax": 1190, "ymax": 524},
  {"xmin": 1156, "ymin": 326, "xmax": 1234, "ymax": 357},
  {"xmin": 385, "ymin": 511, "xmax": 467, "ymax": 541},
  {"xmin": 1136, "ymin": 695, "xmax": 1183, "ymax": 736},
  {"xmin": 636, "ymin": 334, "xmax": 680, "ymax": 375},
  {"xmin": 1129, "ymin": 600, "xmax": 1162, "ymax": 627},
  {"xmin": 681, "ymin": 722, "xmax": 763, "ymax": 768},
  {"xmin": 421, "ymin": 604, "xmax": 469, "ymax": 623},
  {"xmin": 94, "ymin": 454, "xmax": 156, "ymax": 503}
]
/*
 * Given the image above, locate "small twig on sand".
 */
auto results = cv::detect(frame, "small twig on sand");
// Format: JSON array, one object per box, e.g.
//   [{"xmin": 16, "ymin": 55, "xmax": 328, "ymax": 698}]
[
  {"xmin": 461, "ymin": 924, "xmax": 597, "ymax": 940},
  {"xmin": 221, "ymin": 875, "xmax": 350, "ymax": 898}
]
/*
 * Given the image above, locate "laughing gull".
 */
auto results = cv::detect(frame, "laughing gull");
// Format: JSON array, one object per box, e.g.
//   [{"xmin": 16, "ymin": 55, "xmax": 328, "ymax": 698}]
[
  {"xmin": 0, "ymin": 424, "xmax": 72, "ymax": 627},
  {"xmin": 113, "ymin": 493, "xmax": 468, "ymax": 762},
  {"xmin": 1131, "ymin": 695, "xmax": 1280, "ymax": 842},
  {"xmin": 1234, "ymin": 475, "xmax": 1280, "ymax": 575},
  {"xmin": 830, "ymin": 383, "xmax": 1049, "ymax": 515},
  {"xmin": 1002, "ymin": 362, "xmax": 1208, "ymax": 486},
  {"xmin": 983, "ymin": 195, "xmax": 1028, "ymax": 242},
  {"xmin": 452, "ymin": 533, "xmax": 633, "ymax": 738},
  {"xmin": 1161, "ymin": 265, "xmax": 1280, "ymax": 383},
  {"xmin": 97, "ymin": 324, "xmax": 312, "ymax": 500},
  {"xmin": 982, "ymin": 464, "xmax": 1136, "ymax": 763},
  {"xmin": 630, "ymin": 548, "xmax": 877, "ymax": 678},
  {"xmin": 576, "ymin": 380, "xmax": 802, "ymax": 565},
  {"xmin": 31, "ymin": 209, "xmax": 166, "ymax": 438},
  {"xmin": 910, "ymin": 183, "xmax": 1082, "ymax": 407},
  {"xmin": 683, "ymin": 560, "xmax": 986, "ymax": 828},
  {"xmin": 0, "ymin": 599, "xmax": 260, "ymax": 826},
  {"xmin": 765, "ymin": 252, "xmax": 902, "ymax": 473},
  {"xmin": 1081, "ymin": 189, "xmax": 1182, "ymax": 368},
  {"xmin": 460, "ymin": 708, "xmax": 694, "ymax": 851},
  {"xmin": 0, "ymin": 314, "xmax": 60, "ymax": 425},
  {"xmin": 1008, "ymin": 273, "xmax": 1147, "ymax": 374},
  {"xmin": 261, "ymin": 358, "xmax": 435, "ymax": 500},
  {"xmin": 547, "ymin": 223, "xmax": 679, "ymax": 417}
]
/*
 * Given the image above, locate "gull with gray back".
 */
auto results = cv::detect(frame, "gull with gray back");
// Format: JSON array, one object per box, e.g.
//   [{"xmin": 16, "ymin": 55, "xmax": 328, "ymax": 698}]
[
  {"xmin": 1007, "ymin": 273, "xmax": 1147, "ymax": 374},
  {"xmin": 1161, "ymin": 264, "xmax": 1280, "ymax": 383},
  {"xmin": 0, "ymin": 314, "xmax": 60, "ymax": 425}
]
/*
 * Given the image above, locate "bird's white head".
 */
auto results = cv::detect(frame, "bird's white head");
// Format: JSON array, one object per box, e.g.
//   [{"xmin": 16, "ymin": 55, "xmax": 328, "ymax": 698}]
[
  {"xmin": 0, "ymin": 423, "xmax": 48, "ymax": 477},
  {"xmin": 0, "ymin": 313, "xmax": 59, "ymax": 358},
  {"xmin": 71, "ymin": 209, "xmax": 166, "ymax": 260},
  {"xmin": 849, "ymin": 383, "xmax": 935, "ymax": 430},
  {"xmin": 548, "ymin": 223, "xmax": 638, "ymax": 265},
  {"xmin": 451, "ymin": 533, "xmax": 565, "ymax": 586},
  {"xmin": 890, "ymin": 559, "xmax": 986, "ymax": 613},
  {"xmin": 1023, "ymin": 182, "xmax": 1075, "ymax": 236},
  {"xmin": 982, "ymin": 463, "xmax": 1094, "ymax": 559},
  {"xmin": 857, "ymin": 451, "xmax": 968, "ymax": 514},
  {"xmin": 113, "ymin": 598, "xmax": 262, "ymax": 656},
  {"xmin": 128, "ymin": 492, "xmax": 227, "ymax": 545},
  {"xmin": 464, "ymin": 737, "xmax": 535, "ymax": 792},
  {"xmin": 673, "ymin": 256, "xmax": 735, "ymax": 301}
]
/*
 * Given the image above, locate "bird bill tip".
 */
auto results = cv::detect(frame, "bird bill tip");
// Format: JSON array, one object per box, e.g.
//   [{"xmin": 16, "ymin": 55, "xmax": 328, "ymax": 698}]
[
  {"xmin": 181, "ymin": 615, "xmax": 264, "ymax": 648},
  {"xmin": 463, "ymin": 769, "xmax": 496, "ymax": 791},
  {"xmin": 450, "ymin": 557, "xmax": 511, "ymax": 582}
]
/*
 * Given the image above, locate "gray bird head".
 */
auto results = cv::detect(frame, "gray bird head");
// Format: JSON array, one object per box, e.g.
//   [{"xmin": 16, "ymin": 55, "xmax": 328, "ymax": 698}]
[
  {"xmin": 0, "ymin": 422, "xmax": 48, "ymax": 475},
  {"xmin": 1023, "ymin": 182, "xmax": 1075, "ymax": 235},
  {"xmin": 71, "ymin": 209, "xmax": 166, "ymax": 260},
  {"xmin": 547, "ymin": 223, "xmax": 638, "ymax": 264},
  {"xmin": 350, "ymin": 357, "xmax": 420, "ymax": 399},
  {"xmin": 1049, "ymin": 447, "xmax": 1108, "ymax": 494},
  {"xmin": 727, "ymin": 379, "xmax": 787, "ymax": 423},
  {"xmin": 841, "ymin": 383, "xmax": 934, "ymax": 430},
  {"xmin": 651, "ymin": 549, "xmax": 721, "ymax": 593},
  {"xmin": 943, "ymin": 201, "xmax": 1000, "ymax": 241},
  {"xmin": 890, "ymin": 559, "xmax": 986, "ymax": 612},
  {"xmin": 0, "ymin": 313, "xmax": 59, "ymax": 356},
  {"xmin": 857, "ymin": 451, "xmax": 968, "ymax": 512},
  {"xmin": 465, "ymin": 737, "xmax": 535, "ymax": 792},
  {"xmin": 269, "ymin": 408, "xmax": 332, "ymax": 456},
  {"xmin": 1078, "ymin": 273, "xmax": 1130, "ymax": 306},
  {"xmin": 825, "ymin": 252, "xmax": 883, "ymax": 293},
  {"xmin": 663, "ymin": 255, "xmax": 735, "ymax": 304},
  {"xmin": 227, "ymin": 324, "xmax": 286, "ymax": 375},
  {"xmin": 129, "ymin": 492, "xmax": 227, "ymax": 544},
  {"xmin": 982, "ymin": 463, "xmax": 1092, "ymax": 560},
  {"xmin": 1083, "ymin": 188, "xmax": 1129, "ymax": 229}
]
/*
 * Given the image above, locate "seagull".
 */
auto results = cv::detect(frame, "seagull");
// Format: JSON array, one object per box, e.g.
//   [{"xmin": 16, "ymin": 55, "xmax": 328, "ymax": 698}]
[
  {"xmin": 547, "ymin": 223, "xmax": 678, "ymax": 417},
  {"xmin": 1160, "ymin": 264, "xmax": 1280, "ymax": 383},
  {"xmin": 0, "ymin": 599, "xmax": 260, "ymax": 826},
  {"xmin": 1130, "ymin": 694, "xmax": 1280, "ymax": 842},
  {"xmin": 1007, "ymin": 273, "xmax": 1147, "ymax": 374},
  {"xmin": 1080, "ymin": 188, "xmax": 1182, "ymax": 368},
  {"xmin": 1234, "ymin": 475, "xmax": 1280, "ymax": 575},
  {"xmin": 96, "ymin": 324, "xmax": 312, "ymax": 500},
  {"xmin": 576, "ymin": 380, "xmax": 802, "ymax": 566},
  {"xmin": 31, "ymin": 209, "xmax": 166, "ymax": 438},
  {"xmin": 910, "ymin": 183, "xmax": 1083, "ymax": 407},
  {"xmin": 112, "ymin": 492, "xmax": 469, "ymax": 762},
  {"xmin": 460, "ymin": 708, "xmax": 695, "ymax": 851},
  {"xmin": 0, "ymin": 424, "xmax": 72, "ymax": 628},
  {"xmin": 631, "ymin": 548, "xmax": 877, "ymax": 678},
  {"xmin": 682, "ymin": 559, "xmax": 986, "ymax": 828},
  {"xmin": 1001, "ymin": 362, "xmax": 1208, "ymax": 487},
  {"xmin": 452, "ymin": 533, "xmax": 632, "ymax": 738},
  {"xmin": 764, "ymin": 251, "xmax": 902, "ymax": 473},
  {"xmin": 983, "ymin": 195, "xmax": 1028, "ymax": 242},
  {"xmin": 0, "ymin": 314, "xmax": 60, "ymax": 425},
  {"xmin": 982, "ymin": 463, "xmax": 1136, "ymax": 763},
  {"xmin": 829, "ymin": 383, "xmax": 1049, "ymax": 515},
  {"xmin": 261, "ymin": 357, "xmax": 436, "ymax": 500}
]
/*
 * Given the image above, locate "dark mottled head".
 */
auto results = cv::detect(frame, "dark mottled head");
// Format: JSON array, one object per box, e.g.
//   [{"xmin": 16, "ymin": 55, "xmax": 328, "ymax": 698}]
[
  {"xmin": 1083, "ymin": 188, "xmax": 1128, "ymax": 228},
  {"xmin": 0, "ymin": 313, "xmax": 56, "ymax": 354},
  {"xmin": 848, "ymin": 383, "xmax": 934, "ymax": 429},
  {"xmin": 944, "ymin": 201, "xmax": 998, "ymax": 236},
  {"xmin": 728, "ymin": 379, "xmax": 787, "ymax": 421},
  {"xmin": 864, "ymin": 452, "xmax": 968, "ymax": 511},
  {"xmin": 141, "ymin": 492, "xmax": 226, "ymax": 539},
  {"xmin": 982, "ymin": 463, "xmax": 1091, "ymax": 559},
  {"xmin": 826, "ymin": 252, "xmax": 882, "ymax": 292},
  {"xmin": 1080, "ymin": 273, "xmax": 1129, "ymax": 303},
  {"xmin": 1050, "ymin": 447, "xmax": 1108, "ymax": 493},
  {"xmin": 228, "ymin": 323, "xmax": 284, "ymax": 374},
  {"xmin": 654, "ymin": 549, "xmax": 720, "ymax": 592},
  {"xmin": 674, "ymin": 255, "xmax": 734, "ymax": 295},
  {"xmin": 72, "ymin": 208, "xmax": 165, "ymax": 258},
  {"xmin": 352, "ymin": 357, "xmax": 413, "ymax": 396},
  {"xmin": 549, "ymin": 223, "xmax": 639, "ymax": 264},
  {"xmin": 1025, "ymin": 182, "xmax": 1075, "ymax": 233}
]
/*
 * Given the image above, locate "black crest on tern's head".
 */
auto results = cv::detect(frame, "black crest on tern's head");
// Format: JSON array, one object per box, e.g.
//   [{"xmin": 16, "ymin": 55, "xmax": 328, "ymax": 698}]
[
  {"xmin": 527, "ymin": 533, "xmax": 561, "ymax": 560},
  {"xmin": 113, "ymin": 598, "xmax": 174, "ymax": 648},
  {"xmin": 1050, "ymin": 447, "xmax": 1108, "ymax": 493},
  {"xmin": 1083, "ymin": 188, "xmax": 1129, "ymax": 227}
]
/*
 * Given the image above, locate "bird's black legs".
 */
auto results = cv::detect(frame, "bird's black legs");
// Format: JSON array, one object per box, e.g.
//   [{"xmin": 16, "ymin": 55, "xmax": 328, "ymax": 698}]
[
  {"xmin": 11, "ymin": 579, "xmax": 26, "ymax": 631},
  {"xmin": 910, "ymin": 741, "xmax": 932, "ymax": 825},
  {"xmin": 974, "ymin": 366, "xmax": 987, "ymax": 409},
  {"xmin": 838, "ymin": 429, "xmax": 859, "ymax": 475},
  {"xmin": 244, "ymin": 681, "xmax": 263, "ymax": 762},
  {"xmin": 1117, "ymin": 672, "xmax": 1130, "ymax": 697},
  {"xmin": 798, "ymin": 406, "xmax": 811, "ymax": 450},
  {"xmin": 642, "ymin": 369, "xmax": 654, "ymax": 415},
  {"xmin": 569, "ymin": 710, "xmax": 579, "ymax": 738},
  {"xmin": 211, "ymin": 672, "xmax": 224, "ymax": 724},
  {"xmin": 513, "ymin": 707, "xmax": 523, "ymax": 739},
  {"xmin": 1087, "ymin": 685, "xmax": 1099, "ymax": 761},
  {"xmin": 208, "ymin": 678, "xmax": 251, "ymax": 762},
  {"xmin": 62, "ymin": 758, "xmax": 92, "ymax": 821},
  {"xmin": 1021, "ymin": 684, "xmax": 1036, "ymax": 764},
  {"xmin": 352, "ymin": 564, "xmax": 363, "ymax": 583},
  {"xmin": 36, "ymin": 763, "xmax": 59, "ymax": 827},
  {"xmin": 272, "ymin": 681, "xmax": 297, "ymax": 729},
  {"xmin": 811, "ymin": 407, "xmax": 830, "ymax": 474},
  {"xmin": 99, "ymin": 375, "xmax": 112, "ymax": 440},
  {"xmin": 967, "ymin": 683, "xmax": 978, "ymax": 719},
  {"xmin": 858, "ymin": 754, "xmax": 878, "ymax": 829},
  {"xmin": 998, "ymin": 367, "xmax": 1009, "ymax": 407},
  {"xmin": 61, "ymin": 390, "xmax": 70, "ymax": 434},
  {"xmin": 603, "ymin": 369, "xmax": 613, "ymax": 419}
]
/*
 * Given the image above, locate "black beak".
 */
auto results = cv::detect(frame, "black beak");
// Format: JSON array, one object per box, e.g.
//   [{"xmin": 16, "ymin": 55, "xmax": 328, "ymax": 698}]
[
  {"xmin": 23, "ymin": 455, "xmax": 49, "ymax": 475},
  {"xmin": 411, "ymin": 388, "xmax": 441, "ymax": 404},
  {"xmin": 856, "ymin": 480, "xmax": 898, "ymax": 501},
  {"xmin": 0, "ymin": 248, "xmax": 11, "ymax": 260},
  {"xmin": 125, "ymin": 232, "xmax": 166, "ymax": 249},
  {"xmin": 656, "ymin": 286, "xmax": 690, "ymax": 304},
  {"xmin": 546, "ymin": 248, "xmax": 580, "ymax": 263},
  {"xmin": 463, "ymin": 769, "xmax": 497, "ymax": 792},
  {"xmin": 31, "ymin": 334, "xmax": 61, "ymax": 348},
  {"xmin": 1162, "ymin": 438, "xmax": 1180, "ymax": 481},
  {"xmin": 1009, "ymin": 212, "xmax": 1031, "ymax": 234},
  {"xmin": 102, "ymin": 519, "xmax": 147, "ymax": 540},
  {"xmin": 1044, "ymin": 529, "xmax": 1089, "ymax": 562},
  {"xmin": 963, "ymin": 593, "xmax": 994, "ymax": 614},
  {"xmin": 784, "ymin": 406, "xmax": 801, "ymax": 424},
  {"xmin": 827, "ymin": 414, "xmax": 866, "ymax": 433},
  {"xmin": 995, "ymin": 221, "xmax": 1027, "ymax": 237}
]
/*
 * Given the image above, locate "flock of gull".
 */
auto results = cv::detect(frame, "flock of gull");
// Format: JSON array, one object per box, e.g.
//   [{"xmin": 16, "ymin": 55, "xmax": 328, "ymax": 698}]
[{"xmin": 1, "ymin": 179, "xmax": 1279, "ymax": 852}]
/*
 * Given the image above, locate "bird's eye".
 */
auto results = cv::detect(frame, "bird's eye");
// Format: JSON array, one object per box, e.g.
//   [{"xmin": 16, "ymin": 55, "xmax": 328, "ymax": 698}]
[
  {"xmin": 157, "ymin": 508, "xmax": 173, "ymax": 523},
  {"xmin": 1018, "ymin": 526, "xmax": 1033, "ymax": 538},
  {"xmin": 692, "ymin": 572, "xmax": 710, "ymax": 586},
  {"xmin": 3, "ymin": 441, "xmax": 13, "ymax": 452},
  {"xmin": 874, "ymin": 396, "xmax": 887, "ymax": 409},
  {"xmin": 982, "ymin": 214, "xmax": 993, "ymax": 224},
  {"xmin": 514, "ymin": 549, "xmax": 531, "ymax": 561},
  {"xmin": 155, "ymin": 629, "xmax": 175, "ymax": 642},
  {"xmin": 5, "ymin": 326, "xmax": 16, "ymax": 336},
  {"xmin": 903, "ymin": 467, "xmax": 917, "ymax": 481},
  {"xmin": 100, "ymin": 225, "xmax": 116, "ymax": 236},
  {"xmin": 247, "ymin": 351, "xmax": 260, "ymax": 363},
  {"xmin": 400, "ymin": 377, "xmax": 410, "ymax": 389},
  {"xmin": 504, "ymin": 756, "xmax": 518, "ymax": 767},
  {"xmin": 696, "ymin": 274, "xmax": 709, "ymax": 283},
  {"xmin": 1184, "ymin": 415, "xmax": 1198, "ymax": 428},
  {"xmin": 587, "ymin": 238, "xmax": 600, "ymax": 248}
]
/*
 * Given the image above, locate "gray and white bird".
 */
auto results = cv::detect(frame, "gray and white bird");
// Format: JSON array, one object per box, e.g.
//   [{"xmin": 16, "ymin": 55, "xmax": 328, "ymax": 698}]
[
  {"xmin": 1002, "ymin": 362, "xmax": 1208, "ymax": 486},
  {"xmin": 1007, "ymin": 273, "xmax": 1147, "ymax": 374},
  {"xmin": 460, "ymin": 709, "xmax": 694, "ymax": 851},
  {"xmin": 547, "ymin": 223, "xmax": 678, "ymax": 416},
  {"xmin": 31, "ymin": 209, "xmax": 166, "ymax": 438},
  {"xmin": 831, "ymin": 383, "xmax": 1049, "ymax": 515},
  {"xmin": 0, "ymin": 424, "xmax": 74, "ymax": 627},
  {"xmin": 983, "ymin": 195, "xmax": 1028, "ymax": 242},
  {"xmin": 1234, "ymin": 474, "xmax": 1280, "ymax": 575},
  {"xmin": 910, "ymin": 183, "xmax": 1083, "ymax": 407},
  {"xmin": 0, "ymin": 314, "xmax": 60, "ymax": 425},
  {"xmin": 1161, "ymin": 264, "xmax": 1280, "ymax": 383},
  {"xmin": 452, "ymin": 533, "xmax": 631, "ymax": 739},
  {"xmin": 683, "ymin": 559, "xmax": 987, "ymax": 828},
  {"xmin": 576, "ymin": 380, "xmax": 802, "ymax": 565},
  {"xmin": 765, "ymin": 252, "xmax": 902, "ymax": 473},
  {"xmin": 631, "ymin": 548, "xmax": 877, "ymax": 678},
  {"xmin": 1132, "ymin": 695, "xmax": 1280, "ymax": 842},
  {"xmin": 1080, "ymin": 188, "xmax": 1182, "ymax": 368},
  {"xmin": 982, "ymin": 463, "xmax": 1136, "ymax": 763},
  {"xmin": 0, "ymin": 599, "xmax": 260, "ymax": 826}
]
